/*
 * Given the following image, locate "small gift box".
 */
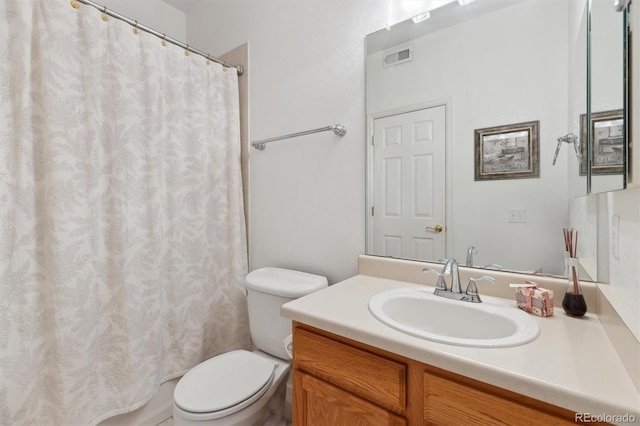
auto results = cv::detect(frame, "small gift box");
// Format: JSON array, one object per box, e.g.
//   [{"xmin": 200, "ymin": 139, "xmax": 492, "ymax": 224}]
[{"xmin": 513, "ymin": 281, "xmax": 554, "ymax": 317}]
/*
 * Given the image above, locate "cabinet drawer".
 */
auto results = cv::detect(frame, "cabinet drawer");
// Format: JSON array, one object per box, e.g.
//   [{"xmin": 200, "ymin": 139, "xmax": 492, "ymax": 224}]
[
  {"xmin": 424, "ymin": 372, "xmax": 579, "ymax": 426},
  {"xmin": 294, "ymin": 327, "xmax": 407, "ymax": 412}
]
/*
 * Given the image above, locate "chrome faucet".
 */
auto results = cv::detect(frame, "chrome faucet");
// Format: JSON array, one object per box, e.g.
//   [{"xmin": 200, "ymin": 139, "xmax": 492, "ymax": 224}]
[
  {"xmin": 466, "ymin": 246, "xmax": 477, "ymax": 267},
  {"xmin": 465, "ymin": 246, "xmax": 503, "ymax": 270},
  {"xmin": 423, "ymin": 259, "xmax": 495, "ymax": 303},
  {"xmin": 443, "ymin": 259, "xmax": 461, "ymax": 293}
]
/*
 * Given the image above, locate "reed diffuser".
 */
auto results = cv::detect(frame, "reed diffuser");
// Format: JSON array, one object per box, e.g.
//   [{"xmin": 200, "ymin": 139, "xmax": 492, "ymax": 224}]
[{"xmin": 562, "ymin": 228, "xmax": 587, "ymax": 317}]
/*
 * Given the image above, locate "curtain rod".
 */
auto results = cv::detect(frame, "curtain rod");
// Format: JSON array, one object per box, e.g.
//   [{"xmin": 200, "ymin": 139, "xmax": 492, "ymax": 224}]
[
  {"xmin": 71, "ymin": 0, "xmax": 244, "ymax": 76},
  {"xmin": 251, "ymin": 125, "xmax": 347, "ymax": 150}
]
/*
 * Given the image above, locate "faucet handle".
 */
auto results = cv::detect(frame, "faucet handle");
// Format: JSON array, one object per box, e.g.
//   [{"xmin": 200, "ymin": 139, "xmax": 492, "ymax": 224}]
[
  {"xmin": 422, "ymin": 268, "xmax": 447, "ymax": 291},
  {"xmin": 466, "ymin": 275, "xmax": 495, "ymax": 297}
]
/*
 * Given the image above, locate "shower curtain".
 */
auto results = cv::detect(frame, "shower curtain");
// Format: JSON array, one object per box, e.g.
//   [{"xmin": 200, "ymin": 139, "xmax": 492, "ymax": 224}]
[{"xmin": 0, "ymin": 1, "xmax": 250, "ymax": 425}]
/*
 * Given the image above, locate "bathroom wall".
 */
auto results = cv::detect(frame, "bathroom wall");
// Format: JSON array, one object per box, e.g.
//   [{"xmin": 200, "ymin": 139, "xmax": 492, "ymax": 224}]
[
  {"xmin": 184, "ymin": 0, "xmax": 640, "ymax": 327},
  {"xmin": 599, "ymin": 187, "xmax": 640, "ymax": 340},
  {"xmin": 186, "ymin": 0, "xmax": 444, "ymax": 283},
  {"xmin": 101, "ymin": 0, "xmax": 186, "ymax": 40},
  {"xmin": 185, "ymin": 1, "xmax": 639, "ymax": 331},
  {"xmin": 573, "ymin": 186, "xmax": 640, "ymax": 342}
]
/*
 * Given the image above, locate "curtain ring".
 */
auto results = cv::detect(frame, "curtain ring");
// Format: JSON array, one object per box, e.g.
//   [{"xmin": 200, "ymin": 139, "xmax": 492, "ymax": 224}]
[
  {"xmin": 101, "ymin": 6, "xmax": 109, "ymax": 21},
  {"xmin": 133, "ymin": 21, "xmax": 139, "ymax": 35},
  {"xmin": 185, "ymin": 45, "xmax": 190, "ymax": 57},
  {"xmin": 161, "ymin": 34, "xmax": 167, "ymax": 47},
  {"xmin": 70, "ymin": 0, "xmax": 80, "ymax": 9}
]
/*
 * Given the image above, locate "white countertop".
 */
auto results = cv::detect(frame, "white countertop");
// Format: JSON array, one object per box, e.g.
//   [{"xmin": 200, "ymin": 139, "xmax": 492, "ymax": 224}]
[{"xmin": 281, "ymin": 274, "xmax": 640, "ymax": 422}]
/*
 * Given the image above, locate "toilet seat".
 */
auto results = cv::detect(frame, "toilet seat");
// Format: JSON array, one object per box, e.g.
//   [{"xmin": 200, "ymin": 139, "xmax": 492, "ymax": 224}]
[{"xmin": 174, "ymin": 350, "xmax": 276, "ymax": 417}]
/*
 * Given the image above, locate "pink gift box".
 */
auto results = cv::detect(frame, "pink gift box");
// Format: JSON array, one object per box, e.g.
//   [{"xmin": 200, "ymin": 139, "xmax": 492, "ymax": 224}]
[{"xmin": 514, "ymin": 281, "xmax": 553, "ymax": 317}]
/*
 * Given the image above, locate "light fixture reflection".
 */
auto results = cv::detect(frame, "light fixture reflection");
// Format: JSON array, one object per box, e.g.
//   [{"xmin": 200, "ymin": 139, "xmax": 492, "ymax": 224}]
[{"xmin": 411, "ymin": 11, "xmax": 431, "ymax": 24}]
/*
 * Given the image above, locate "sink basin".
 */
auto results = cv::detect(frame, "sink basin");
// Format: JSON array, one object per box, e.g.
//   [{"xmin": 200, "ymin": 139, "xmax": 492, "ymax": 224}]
[{"xmin": 368, "ymin": 287, "xmax": 539, "ymax": 348}]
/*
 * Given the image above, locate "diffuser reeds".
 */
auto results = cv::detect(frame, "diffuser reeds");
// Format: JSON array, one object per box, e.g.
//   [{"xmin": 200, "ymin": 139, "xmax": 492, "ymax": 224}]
[{"xmin": 563, "ymin": 228, "xmax": 579, "ymax": 294}]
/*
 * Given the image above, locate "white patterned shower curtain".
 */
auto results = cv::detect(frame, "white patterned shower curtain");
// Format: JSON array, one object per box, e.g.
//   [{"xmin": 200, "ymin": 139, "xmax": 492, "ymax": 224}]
[{"xmin": 0, "ymin": 1, "xmax": 250, "ymax": 425}]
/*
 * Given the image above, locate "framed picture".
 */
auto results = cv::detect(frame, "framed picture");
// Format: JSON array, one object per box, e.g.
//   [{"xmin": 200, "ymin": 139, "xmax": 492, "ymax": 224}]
[
  {"xmin": 474, "ymin": 120, "xmax": 540, "ymax": 181},
  {"xmin": 580, "ymin": 109, "xmax": 624, "ymax": 175}
]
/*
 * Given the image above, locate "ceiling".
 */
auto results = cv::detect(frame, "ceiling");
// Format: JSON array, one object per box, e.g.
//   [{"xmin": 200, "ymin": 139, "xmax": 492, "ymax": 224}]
[
  {"xmin": 162, "ymin": 0, "xmax": 202, "ymax": 13},
  {"xmin": 366, "ymin": 0, "xmax": 522, "ymax": 54}
]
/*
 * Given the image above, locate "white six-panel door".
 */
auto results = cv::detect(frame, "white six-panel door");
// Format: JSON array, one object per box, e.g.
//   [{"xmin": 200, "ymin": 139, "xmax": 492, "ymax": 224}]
[{"xmin": 371, "ymin": 106, "xmax": 446, "ymax": 261}]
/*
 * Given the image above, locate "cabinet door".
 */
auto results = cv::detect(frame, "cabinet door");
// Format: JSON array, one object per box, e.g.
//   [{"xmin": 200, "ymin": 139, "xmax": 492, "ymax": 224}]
[
  {"xmin": 424, "ymin": 372, "xmax": 577, "ymax": 426},
  {"xmin": 294, "ymin": 327, "xmax": 406, "ymax": 412},
  {"xmin": 295, "ymin": 372, "xmax": 406, "ymax": 426}
]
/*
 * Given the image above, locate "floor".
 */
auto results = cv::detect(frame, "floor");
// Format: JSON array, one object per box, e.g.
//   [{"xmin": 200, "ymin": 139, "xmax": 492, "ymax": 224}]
[{"xmin": 157, "ymin": 413, "xmax": 290, "ymax": 426}]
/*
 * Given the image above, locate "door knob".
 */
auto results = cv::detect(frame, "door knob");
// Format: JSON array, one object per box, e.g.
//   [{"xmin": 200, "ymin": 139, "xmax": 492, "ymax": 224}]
[{"xmin": 425, "ymin": 225, "xmax": 443, "ymax": 233}]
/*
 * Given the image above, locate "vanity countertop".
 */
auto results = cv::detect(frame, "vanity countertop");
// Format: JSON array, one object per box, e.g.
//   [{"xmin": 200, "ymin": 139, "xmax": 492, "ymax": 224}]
[{"xmin": 281, "ymin": 274, "xmax": 640, "ymax": 421}]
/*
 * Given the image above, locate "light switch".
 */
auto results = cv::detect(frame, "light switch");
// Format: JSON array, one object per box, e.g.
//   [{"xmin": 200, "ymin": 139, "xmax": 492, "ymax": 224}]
[{"xmin": 507, "ymin": 208, "xmax": 526, "ymax": 223}]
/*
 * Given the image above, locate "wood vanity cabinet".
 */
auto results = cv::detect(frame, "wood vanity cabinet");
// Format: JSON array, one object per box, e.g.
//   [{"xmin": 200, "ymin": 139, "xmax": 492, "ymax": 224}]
[{"xmin": 292, "ymin": 322, "xmax": 607, "ymax": 426}]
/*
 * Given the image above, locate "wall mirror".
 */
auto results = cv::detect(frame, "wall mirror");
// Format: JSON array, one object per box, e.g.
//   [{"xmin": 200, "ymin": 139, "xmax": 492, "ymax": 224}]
[
  {"xmin": 588, "ymin": 0, "xmax": 628, "ymax": 194},
  {"xmin": 365, "ymin": 0, "xmax": 627, "ymax": 279}
]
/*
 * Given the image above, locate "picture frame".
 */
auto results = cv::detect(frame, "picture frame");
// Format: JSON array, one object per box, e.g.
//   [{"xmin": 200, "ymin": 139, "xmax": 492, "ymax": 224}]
[
  {"xmin": 474, "ymin": 120, "xmax": 540, "ymax": 181},
  {"xmin": 579, "ymin": 109, "xmax": 624, "ymax": 175}
]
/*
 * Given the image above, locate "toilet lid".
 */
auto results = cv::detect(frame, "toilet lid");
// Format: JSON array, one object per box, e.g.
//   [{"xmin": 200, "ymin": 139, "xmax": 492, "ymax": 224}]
[{"xmin": 174, "ymin": 350, "xmax": 276, "ymax": 413}]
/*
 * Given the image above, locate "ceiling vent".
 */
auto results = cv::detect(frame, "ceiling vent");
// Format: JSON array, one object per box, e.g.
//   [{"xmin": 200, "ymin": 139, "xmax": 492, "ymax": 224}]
[{"xmin": 383, "ymin": 46, "xmax": 413, "ymax": 68}]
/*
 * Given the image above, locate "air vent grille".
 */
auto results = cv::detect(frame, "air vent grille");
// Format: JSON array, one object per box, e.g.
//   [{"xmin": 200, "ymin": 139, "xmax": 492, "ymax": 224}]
[{"xmin": 383, "ymin": 46, "xmax": 413, "ymax": 67}]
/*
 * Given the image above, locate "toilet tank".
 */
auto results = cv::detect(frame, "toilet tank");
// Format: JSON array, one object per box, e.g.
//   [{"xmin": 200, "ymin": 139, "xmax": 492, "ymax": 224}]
[{"xmin": 244, "ymin": 268, "xmax": 328, "ymax": 360}]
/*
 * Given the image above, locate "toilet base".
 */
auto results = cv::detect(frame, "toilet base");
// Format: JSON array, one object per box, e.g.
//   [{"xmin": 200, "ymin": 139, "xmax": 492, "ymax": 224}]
[{"xmin": 173, "ymin": 351, "xmax": 290, "ymax": 426}]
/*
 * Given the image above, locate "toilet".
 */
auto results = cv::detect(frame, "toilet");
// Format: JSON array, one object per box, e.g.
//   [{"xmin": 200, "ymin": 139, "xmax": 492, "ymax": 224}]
[{"xmin": 172, "ymin": 267, "xmax": 328, "ymax": 426}]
